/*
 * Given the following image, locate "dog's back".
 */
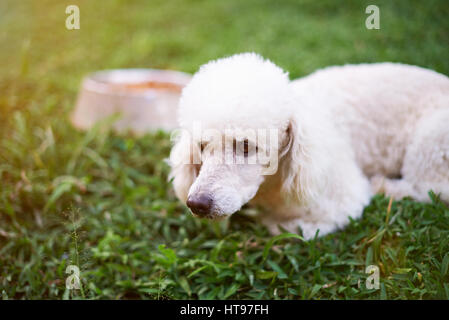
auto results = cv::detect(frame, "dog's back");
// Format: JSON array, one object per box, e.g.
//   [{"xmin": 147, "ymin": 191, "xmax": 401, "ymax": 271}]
[{"xmin": 290, "ymin": 63, "xmax": 449, "ymax": 177}]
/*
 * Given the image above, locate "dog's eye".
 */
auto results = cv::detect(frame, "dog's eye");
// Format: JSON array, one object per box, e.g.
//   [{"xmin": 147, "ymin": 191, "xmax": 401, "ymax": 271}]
[
  {"xmin": 200, "ymin": 142, "xmax": 207, "ymax": 152},
  {"xmin": 233, "ymin": 139, "xmax": 256, "ymax": 157},
  {"xmin": 242, "ymin": 140, "xmax": 258, "ymax": 157}
]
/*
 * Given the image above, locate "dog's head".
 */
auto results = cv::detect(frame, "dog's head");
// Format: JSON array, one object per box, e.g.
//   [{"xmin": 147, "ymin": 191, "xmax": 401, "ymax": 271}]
[{"xmin": 169, "ymin": 53, "xmax": 319, "ymax": 219}]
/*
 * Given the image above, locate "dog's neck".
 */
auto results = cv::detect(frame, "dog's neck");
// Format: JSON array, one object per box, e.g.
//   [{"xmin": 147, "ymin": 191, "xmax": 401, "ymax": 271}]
[{"xmin": 251, "ymin": 170, "xmax": 284, "ymax": 208}]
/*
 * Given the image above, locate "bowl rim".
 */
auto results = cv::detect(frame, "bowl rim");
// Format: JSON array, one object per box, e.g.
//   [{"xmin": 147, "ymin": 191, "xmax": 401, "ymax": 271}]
[{"xmin": 81, "ymin": 68, "xmax": 192, "ymax": 96}]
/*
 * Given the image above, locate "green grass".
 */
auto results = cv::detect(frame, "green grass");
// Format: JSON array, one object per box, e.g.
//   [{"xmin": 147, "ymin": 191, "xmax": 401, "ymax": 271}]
[{"xmin": 1, "ymin": 0, "xmax": 449, "ymax": 299}]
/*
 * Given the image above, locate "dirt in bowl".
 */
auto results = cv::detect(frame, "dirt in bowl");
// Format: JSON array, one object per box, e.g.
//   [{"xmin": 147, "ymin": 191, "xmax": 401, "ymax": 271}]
[{"xmin": 113, "ymin": 81, "xmax": 183, "ymax": 93}]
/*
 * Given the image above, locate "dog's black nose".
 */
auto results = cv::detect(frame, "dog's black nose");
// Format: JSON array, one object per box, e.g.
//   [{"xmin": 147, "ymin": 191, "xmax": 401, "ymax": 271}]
[{"xmin": 186, "ymin": 194, "xmax": 213, "ymax": 217}]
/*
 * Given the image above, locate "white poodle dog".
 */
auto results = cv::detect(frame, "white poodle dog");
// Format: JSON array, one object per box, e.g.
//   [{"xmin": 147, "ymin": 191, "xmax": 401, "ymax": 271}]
[{"xmin": 169, "ymin": 53, "xmax": 449, "ymax": 239}]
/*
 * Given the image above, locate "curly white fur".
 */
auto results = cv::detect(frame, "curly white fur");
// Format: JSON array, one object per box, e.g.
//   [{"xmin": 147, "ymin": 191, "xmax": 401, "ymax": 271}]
[{"xmin": 169, "ymin": 53, "xmax": 449, "ymax": 239}]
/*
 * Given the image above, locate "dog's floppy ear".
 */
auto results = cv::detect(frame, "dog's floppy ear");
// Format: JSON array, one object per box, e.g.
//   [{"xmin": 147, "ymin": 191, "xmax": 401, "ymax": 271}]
[
  {"xmin": 281, "ymin": 110, "xmax": 335, "ymax": 205},
  {"xmin": 168, "ymin": 131, "xmax": 200, "ymax": 202}
]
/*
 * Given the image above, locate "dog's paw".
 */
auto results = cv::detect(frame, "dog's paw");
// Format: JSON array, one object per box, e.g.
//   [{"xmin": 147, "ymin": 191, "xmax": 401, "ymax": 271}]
[
  {"xmin": 370, "ymin": 175, "xmax": 386, "ymax": 194},
  {"xmin": 296, "ymin": 221, "xmax": 337, "ymax": 240},
  {"xmin": 261, "ymin": 216, "xmax": 336, "ymax": 240}
]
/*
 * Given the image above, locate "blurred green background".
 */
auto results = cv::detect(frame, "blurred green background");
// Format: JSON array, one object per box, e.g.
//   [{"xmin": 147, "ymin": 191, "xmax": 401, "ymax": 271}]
[{"xmin": 0, "ymin": 0, "xmax": 448, "ymax": 299}]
